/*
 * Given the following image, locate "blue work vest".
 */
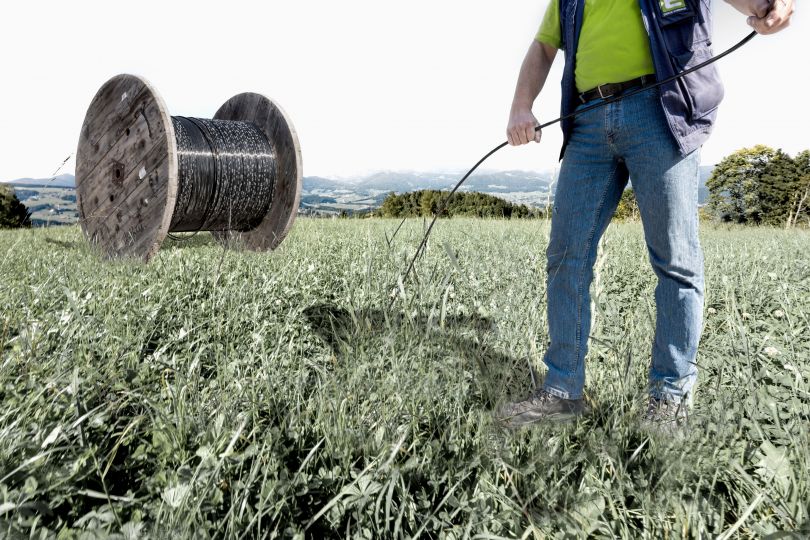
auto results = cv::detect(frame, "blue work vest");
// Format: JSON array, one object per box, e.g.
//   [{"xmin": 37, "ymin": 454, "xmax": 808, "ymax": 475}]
[{"xmin": 558, "ymin": 0, "xmax": 723, "ymax": 160}]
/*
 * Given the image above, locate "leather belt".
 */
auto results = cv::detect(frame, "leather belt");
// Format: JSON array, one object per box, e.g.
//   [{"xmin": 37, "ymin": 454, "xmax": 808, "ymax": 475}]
[{"xmin": 578, "ymin": 74, "xmax": 657, "ymax": 104}]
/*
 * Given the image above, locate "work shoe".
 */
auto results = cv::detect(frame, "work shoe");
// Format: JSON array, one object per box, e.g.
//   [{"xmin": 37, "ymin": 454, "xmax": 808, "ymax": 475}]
[
  {"xmin": 496, "ymin": 387, "xmax": 590, "ymax": 429},
  {"xmin": 640, "ymin": 396, "xmax": 689, "ymax": 437}
]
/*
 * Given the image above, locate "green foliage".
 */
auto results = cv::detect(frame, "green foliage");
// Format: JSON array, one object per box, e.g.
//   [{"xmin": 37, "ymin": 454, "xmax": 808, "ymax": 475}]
[
  {"xmin": 380, "ymin": 190, "xmax": 544, "ymax": 219},
  {"xmin": 613, "ymin": 188, "xmax": 639, "ymax": 221},
  {"xmin": 698, "ymin": 205, "xmax": 714, "ymax": 222},
  {"xmin": 786, "ymin": 150, "xmax": 810, "ymax": 228},
  {"xmin": 706, "ymin": 145, "xmax": 807, "ymax": 226},
  {"xmin": 759, "ymin": 150, "xmax": 802, "ymax": 226},
  {"xmin": 0, "ymin": 222, "xmax": 809, "ymax": 537},
  {"xmin": 0, "ymin": 185, "xmax": 31, "ymax": 229}
]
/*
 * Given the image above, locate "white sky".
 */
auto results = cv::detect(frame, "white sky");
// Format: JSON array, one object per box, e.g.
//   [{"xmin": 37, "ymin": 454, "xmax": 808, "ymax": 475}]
[{"xmin": 0, "ymin": 1, "xmax": 807, "ymax": 181}]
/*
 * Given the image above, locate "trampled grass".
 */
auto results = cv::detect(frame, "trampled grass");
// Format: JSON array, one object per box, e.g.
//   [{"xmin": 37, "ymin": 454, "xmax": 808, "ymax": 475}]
[{"xmin": 1, "ymin": 219, "xmax": 808, "ymax": 538}]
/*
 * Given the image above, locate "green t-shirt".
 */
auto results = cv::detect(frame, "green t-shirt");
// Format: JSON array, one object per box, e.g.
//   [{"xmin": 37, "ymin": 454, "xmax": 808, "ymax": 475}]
[{"xmin": 536, "ymin": 0, "xmax": 656, "ymax": 94}]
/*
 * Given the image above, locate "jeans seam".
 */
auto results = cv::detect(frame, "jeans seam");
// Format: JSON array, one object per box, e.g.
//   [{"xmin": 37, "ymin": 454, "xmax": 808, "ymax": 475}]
[
  {"xmin": 640, "ymin": 148, "xmax": 703, "ymax": 402},
  {"xmin": 606, "ymin": 101, "xmax": 620, "ymax": 154},
  {"xmin": 573, "ymin": 161, "xmax": 619, "ymax": 367}
]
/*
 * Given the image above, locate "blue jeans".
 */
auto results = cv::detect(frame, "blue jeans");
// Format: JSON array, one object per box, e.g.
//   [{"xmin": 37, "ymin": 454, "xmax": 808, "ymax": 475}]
[{"xmin": 542, "ymin": 87, "xmax": 703, "ymax": 404}]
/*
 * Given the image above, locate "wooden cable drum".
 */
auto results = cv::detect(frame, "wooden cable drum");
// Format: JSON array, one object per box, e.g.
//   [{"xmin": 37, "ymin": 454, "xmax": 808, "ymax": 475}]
[{"xmin": 75, "ymin": 74, "xmax": 302, "ymax": 261}]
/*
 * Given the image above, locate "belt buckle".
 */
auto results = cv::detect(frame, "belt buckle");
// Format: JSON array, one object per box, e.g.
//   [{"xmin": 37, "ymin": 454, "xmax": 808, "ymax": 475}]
[{"xmin": 597, "ymin": 85, "xmax": 610, "ymax": 99}]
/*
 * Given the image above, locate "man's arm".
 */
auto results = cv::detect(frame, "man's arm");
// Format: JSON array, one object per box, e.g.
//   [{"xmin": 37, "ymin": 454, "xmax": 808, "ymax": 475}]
[
  {"xmin": 724, "ymin": 0, "xmax": 794, "ymax": 34},
  {"xmin": 507, "ymin": 40, "xmax": 558, "ymax": 146}
]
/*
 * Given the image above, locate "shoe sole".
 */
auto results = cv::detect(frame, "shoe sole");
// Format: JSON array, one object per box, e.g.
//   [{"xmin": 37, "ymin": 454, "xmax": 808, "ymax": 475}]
[{"xmin": 498, "ymin": 410, "xmax": 586, "ymax": 429}]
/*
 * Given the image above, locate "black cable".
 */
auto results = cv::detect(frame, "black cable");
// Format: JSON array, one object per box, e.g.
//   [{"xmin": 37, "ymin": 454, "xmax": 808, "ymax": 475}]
[
  {"xmin": 390, "ymin": 31, "xmax": 757, "ymax": 307},
  {"xmin": 170, "ymin": 117, "xmax": 277, "ymax": 235}
]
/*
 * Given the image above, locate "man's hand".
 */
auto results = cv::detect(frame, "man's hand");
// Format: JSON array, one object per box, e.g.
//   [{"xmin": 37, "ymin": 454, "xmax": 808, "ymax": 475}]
[
  {"xmin": 748, "ymin": 0, "xmax": 794, "ymax": 34},
  {"xmin": 507, "ymin": 40, "xmax": 557, "ymax": 147},
  {"xmin": 507, "ymin": 109, "xmax": 541, "ymax": 146}
]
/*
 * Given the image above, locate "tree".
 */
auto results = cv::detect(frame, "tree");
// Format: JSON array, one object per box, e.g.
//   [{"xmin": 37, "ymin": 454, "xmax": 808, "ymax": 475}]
[
  {"xmin": 786, "ymin": 150, "xmax": 810, "ymax": 228},
  {"xmin": 380, "ymin": 191, "xmax": 403, "ymax": 217},
  {"xmin": 378, "ymin": 190, "xmax": 541, "ymax": 219},
  {"xmin": 759, "ymin": 150, "xmax": 799, "ymax": 226},
  {"xmin": 0, "ymin": 185, "xmax": 31, "ymax": 228},
  {"xmin": 419, "ymin": 190, "xmax": 441, "ymax": 217},
  {"xmin": 706, "ymin": 145, "xmax": 795, "ymax": 224},
  {"xmin": 613, "ymin": 188, "xmax": 639, "ymax": 221}
]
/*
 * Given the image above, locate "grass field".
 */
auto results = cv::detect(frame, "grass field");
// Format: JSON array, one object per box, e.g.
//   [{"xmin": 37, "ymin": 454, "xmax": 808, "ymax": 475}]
[{"xmin": 1, "ymin": 219, "xmax": 809, "ymax": 538}]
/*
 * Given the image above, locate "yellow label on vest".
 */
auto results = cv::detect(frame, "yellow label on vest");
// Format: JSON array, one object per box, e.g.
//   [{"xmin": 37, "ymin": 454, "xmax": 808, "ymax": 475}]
[{"xmin": 660, "ymin": 0, "xmax": 687, "ymax": 14}]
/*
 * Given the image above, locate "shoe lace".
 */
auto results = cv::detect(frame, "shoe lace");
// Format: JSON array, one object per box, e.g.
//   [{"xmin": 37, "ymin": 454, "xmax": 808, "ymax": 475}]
[
  {"xmin": 646, "ymin": 398, "xmax": 660, "ymax": 419},
  {"xmin": 526, "ymin": 388, "xmax": 553, "ymax": 407},
  {"xmin": 500, "ymin": 388, "xmax": 552, "ymax": 419},
  {"xmin": 646, "ymin": 397, "xmax": 687, "ymax": 423}
]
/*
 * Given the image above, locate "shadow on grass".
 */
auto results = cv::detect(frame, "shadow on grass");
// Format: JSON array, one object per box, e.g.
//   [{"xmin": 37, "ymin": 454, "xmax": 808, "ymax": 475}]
[
  {"xmin": 44, "ymin": 237, "xmax": 82, "ymax": 250},
  {"xmin": 301, "ymin": 305, "xmax": 673, "ymax": 439},
  {"xmin": 763, "ymin": 531, "xmax": 810, "ymax": 540},
  {"xmin": 162, "ymin": 232, "xmax": 218, "ymax": 250},
  {"xmin": 302, "ymin": 303, "xmax": 534, "ymax": 408},
  {"xmin": 302, "ymin": 305, "xmax": 688, "ymax": 488}
]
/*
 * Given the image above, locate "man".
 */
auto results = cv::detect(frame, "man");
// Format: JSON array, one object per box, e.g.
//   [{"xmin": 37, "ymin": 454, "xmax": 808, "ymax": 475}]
[{"xmin": 498, "ymin": 0, "xmax": 794, "ymax": 430}]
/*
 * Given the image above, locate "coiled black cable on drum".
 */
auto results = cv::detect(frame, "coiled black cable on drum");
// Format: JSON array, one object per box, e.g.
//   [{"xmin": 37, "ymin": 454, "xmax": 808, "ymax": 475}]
[{"xmin": 170, "ymin": 116, "xmax": 277, "ymax": 235}]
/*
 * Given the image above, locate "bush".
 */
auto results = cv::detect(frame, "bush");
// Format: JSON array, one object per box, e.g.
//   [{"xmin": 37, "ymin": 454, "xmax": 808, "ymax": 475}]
[
  {"xmin": 380, "ymin": 190, "xmax": 544, "ymax": 219},
  {"xmin": 0, "ymin": 185, "xmax": 31, "ymax": 228},
  {"xmin": 613, "ymin": 188, "xmax": 639, "ymax": 221}
]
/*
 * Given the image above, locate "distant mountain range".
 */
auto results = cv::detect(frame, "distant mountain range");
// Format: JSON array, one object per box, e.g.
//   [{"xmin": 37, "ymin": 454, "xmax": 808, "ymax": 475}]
[
  {"xmin": 0, "ymin": 171, "xmax": 558, "ymax": 193},
  {"xmin": 2, "ymin": 167, "xmax": 713, "ymax": 197},
  {"xmin": 4, "ymin": 174, "xmax": 76, "ymax": 188},
  {"xmin": 304, "ymin": 170, "xmax": 555, "ymax": 193},
  {"xmin": 2, "ymin": 166, "xmax": 715, "ymax": 223}
]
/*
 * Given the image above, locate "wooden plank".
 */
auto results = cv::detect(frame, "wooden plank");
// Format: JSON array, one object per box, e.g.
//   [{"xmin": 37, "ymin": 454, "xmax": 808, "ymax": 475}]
[
  {"xmin": 79, "ymin": 97, "xmax": 169, "ymax": 218},
  {"xmin": 76, "ymin": 74, "xmax": 177, "ymax": 261},
  {"xmin": 81, "ymin": 140, "xmax": 169, "ymax": 240},
  {"xmin": 84, "ymin": 153, "xmax": 172, "ymax": 260},
  {"xmin": 76, "ymin": 86, "xmax": 163, "ymax": 190},
  {"xmin": 76, "ymin": 80, "xmax": 153, "ymax": 186}
]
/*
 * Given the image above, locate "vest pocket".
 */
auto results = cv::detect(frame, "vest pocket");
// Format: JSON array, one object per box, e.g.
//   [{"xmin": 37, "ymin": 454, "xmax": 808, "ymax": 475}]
[
  {"xmin": 655, "ymin": 0, "xmax": 712, "ymax": 57},
  {"xmin": 671, "ymin": 46, "xmax": 724, "ymax": 121},
  {"xmin": 655, "ymin": 0, "xmax": 696, "ymax": 27}
]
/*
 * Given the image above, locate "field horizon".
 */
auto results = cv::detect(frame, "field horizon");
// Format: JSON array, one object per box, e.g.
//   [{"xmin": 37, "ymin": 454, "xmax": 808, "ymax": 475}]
[{"xmin": 1, "ymin": 219, "xmax": 808, "ymax": 538}]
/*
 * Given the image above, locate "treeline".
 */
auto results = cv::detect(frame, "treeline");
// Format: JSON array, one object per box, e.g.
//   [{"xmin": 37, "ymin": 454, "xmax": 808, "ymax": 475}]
[
  {"xmin": 379, "ymin": 190, "xmax": 544, "ymax": 219},
  {"xmin": 706, "ymin": 145, "xmax": 810, "ymax": 227},
  {"xmin": 0, "ymin": 185, "xmax": 30, "ymax": 229}
]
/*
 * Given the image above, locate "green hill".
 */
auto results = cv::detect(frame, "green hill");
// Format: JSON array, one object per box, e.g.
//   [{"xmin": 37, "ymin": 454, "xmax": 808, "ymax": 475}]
[{"xmin": 379, "ymin": 189, "xmax": 544, "ymax": 218}]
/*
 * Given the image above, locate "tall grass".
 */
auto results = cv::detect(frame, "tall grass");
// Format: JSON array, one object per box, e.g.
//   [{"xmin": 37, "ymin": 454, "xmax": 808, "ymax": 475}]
[{"xmin": 0, "ymin": 219, "xmax": 808, "ymax": 538}]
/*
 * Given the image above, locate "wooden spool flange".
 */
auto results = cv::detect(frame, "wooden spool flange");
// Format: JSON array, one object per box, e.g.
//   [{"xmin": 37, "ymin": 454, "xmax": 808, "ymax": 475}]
[{"xmin": 75, "ymin": 74, "xmax": 302, "ymax": 261}]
